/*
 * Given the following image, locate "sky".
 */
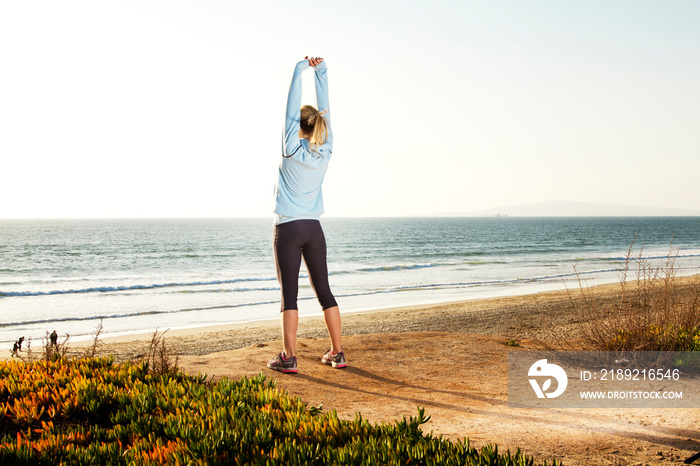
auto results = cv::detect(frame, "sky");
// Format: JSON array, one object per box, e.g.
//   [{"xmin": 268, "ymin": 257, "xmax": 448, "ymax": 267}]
[{"xmin": 1, "ymin": 0, "xmax": 699, "ymax": 219}]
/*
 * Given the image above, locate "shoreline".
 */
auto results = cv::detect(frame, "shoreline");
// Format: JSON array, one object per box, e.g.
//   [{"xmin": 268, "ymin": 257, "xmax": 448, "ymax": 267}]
[
  {"xmin": 9, "ymin": 273, "xmax": 699, "ymax": 362},
  {"xmin": 61, "ymin": 275, "xmax": 625, "ymax": 349},
  {"xmin": 0, "ymin": 273, "xmax": 609, "ymax": 348},
  {"xmin": 69, "ymin": 278, "xmax": 633, "ymax": 360}
]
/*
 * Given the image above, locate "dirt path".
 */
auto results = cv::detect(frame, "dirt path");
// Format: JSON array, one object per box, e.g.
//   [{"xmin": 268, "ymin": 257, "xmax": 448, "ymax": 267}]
[{"xmin": 177, "ymin": 332, "xmax": 700, "ymax": 465}]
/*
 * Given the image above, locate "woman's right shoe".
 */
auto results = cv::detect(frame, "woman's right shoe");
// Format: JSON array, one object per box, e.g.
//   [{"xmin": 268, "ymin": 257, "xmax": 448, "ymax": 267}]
[
  {"xmin": 321, "ymin": 350, "xmax": 346, "ymax": 368},
  {"xmin": 267, "ymin": 352, "xmax": 297, "ymax": 373}
]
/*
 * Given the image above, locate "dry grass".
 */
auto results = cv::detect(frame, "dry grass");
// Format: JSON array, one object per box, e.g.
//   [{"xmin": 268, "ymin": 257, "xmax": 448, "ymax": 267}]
[
  {"xmin": 570, "ymin": 240, "xmax": 700, "ymax": 351},
  {"xmin": 10, "ymin": 321, "xmax": 180, "ymax": 375},
  {"xmin": 82, "ymin": 318, "xmax": 104, "ymax": 359},
  {"xmin": 139, "ymin": 328, "xmax": 179, "ymax": 375}
]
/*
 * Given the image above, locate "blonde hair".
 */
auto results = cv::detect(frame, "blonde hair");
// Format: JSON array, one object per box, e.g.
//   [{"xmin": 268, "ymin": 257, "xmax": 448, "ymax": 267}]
[{"xmin": 300, "ymin": 105, "xmax": 329, "ymax": 150}]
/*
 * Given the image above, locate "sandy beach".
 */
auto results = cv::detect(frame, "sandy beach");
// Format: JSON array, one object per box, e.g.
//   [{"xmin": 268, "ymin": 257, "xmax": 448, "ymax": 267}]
[{"xmin": 23, "ymin": 279, "xmax": 700, "ymax": 464}]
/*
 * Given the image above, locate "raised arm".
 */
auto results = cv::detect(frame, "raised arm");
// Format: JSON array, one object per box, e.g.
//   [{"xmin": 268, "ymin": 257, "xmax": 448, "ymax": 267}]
[
  {"xmin": 282, "ymin": 59, "xmax": 309, "ymax": 158},
  {"xmin": 314, "ymin": 60, "xmax": 330, "ymax": 128},
  {"xmin": 282, "ymin": 57, "xmax": 332, "ymax": 158}
]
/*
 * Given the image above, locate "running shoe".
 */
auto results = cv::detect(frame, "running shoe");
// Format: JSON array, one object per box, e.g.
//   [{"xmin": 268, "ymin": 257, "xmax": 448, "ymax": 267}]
[
  {"xmin": 267, "ymin": 352, "xmax": 297, "ymax": 373},
  {"xmin": 321, "ymin": 350, "xmax": 347, "ymax": 368}
]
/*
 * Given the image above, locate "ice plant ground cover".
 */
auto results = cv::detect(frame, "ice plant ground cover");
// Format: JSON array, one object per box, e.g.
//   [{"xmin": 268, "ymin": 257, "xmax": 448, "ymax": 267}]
[{"xmin": 0, "ymin": 355, "xmax": 560, "ymax": 465}]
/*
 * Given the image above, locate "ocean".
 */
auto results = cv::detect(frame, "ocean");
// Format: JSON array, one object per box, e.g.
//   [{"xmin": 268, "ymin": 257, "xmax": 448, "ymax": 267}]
[{"xmin": 2, "ymin": 217, "xmax": 700, "ymax": 346}]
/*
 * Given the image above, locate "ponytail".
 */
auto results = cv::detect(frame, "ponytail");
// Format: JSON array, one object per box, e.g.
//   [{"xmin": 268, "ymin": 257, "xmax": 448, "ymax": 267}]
[{"xmin": 300, "ymin": 105, "xmax": 329, "ymax": 151}]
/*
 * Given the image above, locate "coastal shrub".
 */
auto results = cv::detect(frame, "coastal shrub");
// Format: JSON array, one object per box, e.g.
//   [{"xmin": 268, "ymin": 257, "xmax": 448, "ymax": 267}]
[
  {"xmin": 610, "ymin": 324, "xmax": 700, "ymax": 352},
  {"xmin": 572, "ymin": 240, "xmax": 700, "ymax": 352},
  {"xmin": 0, "ymin": 356, "xmax": 561, "ymax": 465}
]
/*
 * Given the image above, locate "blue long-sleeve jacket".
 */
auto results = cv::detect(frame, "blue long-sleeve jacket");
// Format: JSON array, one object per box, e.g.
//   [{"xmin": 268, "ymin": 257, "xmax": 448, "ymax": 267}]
[{"xmin": 273, "ymin": 60, "xmax": 332, "ymax": 224}]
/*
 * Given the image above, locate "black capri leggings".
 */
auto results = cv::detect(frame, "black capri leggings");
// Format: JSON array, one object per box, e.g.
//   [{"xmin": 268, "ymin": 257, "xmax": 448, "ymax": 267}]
[{"xmin": 274, "ymin": 219, "xmax": 338, "ymax": 312}]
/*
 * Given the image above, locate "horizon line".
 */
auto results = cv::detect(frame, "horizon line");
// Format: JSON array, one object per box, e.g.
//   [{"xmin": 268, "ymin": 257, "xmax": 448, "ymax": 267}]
[{"xmin": 2, "ymin": 213, "xmax": 700, "ymax": 221}]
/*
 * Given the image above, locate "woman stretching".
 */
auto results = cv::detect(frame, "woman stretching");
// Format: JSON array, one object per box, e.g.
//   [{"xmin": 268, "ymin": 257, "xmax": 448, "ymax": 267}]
[{"xmin": 267, "ymin": 56, "xmax": 345, "ymax": 373}]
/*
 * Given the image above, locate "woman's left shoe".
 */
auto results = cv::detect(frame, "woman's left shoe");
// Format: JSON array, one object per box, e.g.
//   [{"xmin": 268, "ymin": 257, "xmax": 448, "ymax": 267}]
[{"xmin": 321, "ymin": 350, "xmax": 346, "ymax": 369}]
